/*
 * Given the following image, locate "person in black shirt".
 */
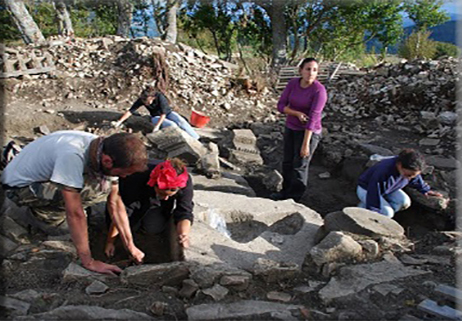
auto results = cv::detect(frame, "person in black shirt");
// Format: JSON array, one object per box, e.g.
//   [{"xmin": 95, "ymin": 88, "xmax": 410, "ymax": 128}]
[
  {"xmin": 105, "ymin": 158, "xmax": 194, "ymax": 260},
  {"xmin": 112, "ymin": 87, "xmax": 200, "ymax": 140}
]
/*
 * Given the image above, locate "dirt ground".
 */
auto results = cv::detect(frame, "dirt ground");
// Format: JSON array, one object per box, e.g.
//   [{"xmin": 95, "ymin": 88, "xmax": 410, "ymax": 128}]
[{"xmin": 1, "ymin": 83, "xmax": 458, "ymax": 320}]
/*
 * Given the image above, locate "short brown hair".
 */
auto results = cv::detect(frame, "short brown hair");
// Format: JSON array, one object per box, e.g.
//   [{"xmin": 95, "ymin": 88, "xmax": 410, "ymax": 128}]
[{"xmin": 103, "ymin": 133, "xmax": 147, "ymax": 169}]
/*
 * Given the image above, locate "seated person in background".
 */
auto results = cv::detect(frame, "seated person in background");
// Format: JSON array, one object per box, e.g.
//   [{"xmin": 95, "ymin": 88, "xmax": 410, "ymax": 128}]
[
  {"xmin": 105, "ymin": 158, "xmax": 193, "ymax": 261},
  {"xmin": 112, "ymin": 86, "xmax": 200, "ymax": 140},
  {"xmin": 356, "ymin": 148, "xmax": 443, "ymax": 218}
]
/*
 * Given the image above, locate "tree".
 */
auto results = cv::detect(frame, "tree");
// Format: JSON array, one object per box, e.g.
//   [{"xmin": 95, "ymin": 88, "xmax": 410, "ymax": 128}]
[
  {"xmin": 404, "ymin": 0, "xmax": 449, "ymax": 31},
  {"xmin": 180, "ymin": 0, "xmax": 238, "ymax": 61},
  {"xmin": 116, "ymin": 0, "xmax": 133, "ymax": 37},
  {"xmin": 254, "ymin": 0, "xmax": 288, "ymax": 67},
  {"xmin": 398, "ymin": 29, "xmax": 436, "ymax": 59},
  {"xmin": 4, "ymin": 0, "xmax": 45, "ymax": 44},
  {"xmin": 53, "ymin": 0, "xmax": 74, "ymax": 37},
  {"xmin": 165, "ymin": 0, "xmax": 179, "ymax": 43}
]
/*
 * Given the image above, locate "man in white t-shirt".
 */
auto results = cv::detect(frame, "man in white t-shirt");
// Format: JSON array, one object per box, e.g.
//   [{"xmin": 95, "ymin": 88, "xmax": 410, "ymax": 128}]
[{"xmin": 2, "ymin": 131, "xmax": 148, "ymax": 276}]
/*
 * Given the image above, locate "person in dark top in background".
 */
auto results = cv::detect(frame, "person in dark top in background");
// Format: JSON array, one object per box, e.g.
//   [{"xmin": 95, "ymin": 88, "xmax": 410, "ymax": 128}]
[
  {"xmin": 112, "ymin": 86, "xmax": 200, "ymax": 140},
  {"xmin": 357, "ymin": 148, "xmax": 443, "ymax": 218},
  {"xmin": 105, "ymin": 158, "xmax": 194, "ymax": 261}
]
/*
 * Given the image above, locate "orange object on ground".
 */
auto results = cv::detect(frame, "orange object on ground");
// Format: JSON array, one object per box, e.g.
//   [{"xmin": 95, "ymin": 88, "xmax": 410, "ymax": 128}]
[{"xmin": 190, "ymin": 110, "xmax": 210, "ymax": 128}]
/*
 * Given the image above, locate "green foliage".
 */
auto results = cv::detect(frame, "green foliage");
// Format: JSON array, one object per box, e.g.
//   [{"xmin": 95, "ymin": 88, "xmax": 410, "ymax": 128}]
[
  {"xmin": 27, "ymin": 2, "xmax": 57, "ymax": 38},
  {"xmin": 179, "ymin": 0, "xmax": 238, "ymax": 61},
  {"xmin": 398, "ymin": 30, "xmax": 436, "ymax": 59},
  {"xmin": 433, "ymin": 41, "xmax": 460, "ymax": 58},
  {"xmin": 0, "ymin": 3, "xmax": 21, "ymax": 42},
  {"xmin": 403, "ymin": 0, "xmax": 449, "ymax": 31}
]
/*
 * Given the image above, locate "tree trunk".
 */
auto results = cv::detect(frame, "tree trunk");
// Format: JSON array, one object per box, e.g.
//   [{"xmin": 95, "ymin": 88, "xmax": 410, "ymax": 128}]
[
  {"xmin": 164, "ymin": 0, "xmax": 178, "ymax": 43},
  {"xmin": 270, "ymin": 1, "xmax": 287, "ymax": 67},
  {"xmin": 116, "ymin": 0, "xmax": 133, "ymax": 38},
  {"xmin": 54, "ymin": 1, "xmax": 74, "ymax": 37},
  {"xmin": 4, "ymin": 0, "xmax": 45, "ymax": 44}
]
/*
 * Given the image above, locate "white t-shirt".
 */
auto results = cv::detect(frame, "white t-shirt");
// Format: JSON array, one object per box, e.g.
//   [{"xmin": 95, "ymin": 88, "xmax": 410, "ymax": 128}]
[{"xmin": 2, "ymin": 131, "xmax": 98, "ymax": 189}]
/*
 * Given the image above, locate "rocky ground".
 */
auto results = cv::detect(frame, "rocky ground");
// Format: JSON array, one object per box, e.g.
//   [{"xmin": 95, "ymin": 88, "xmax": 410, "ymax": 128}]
[{"xmin": 0, "ymin": 36, "xmax": 459, "ymax": 320}]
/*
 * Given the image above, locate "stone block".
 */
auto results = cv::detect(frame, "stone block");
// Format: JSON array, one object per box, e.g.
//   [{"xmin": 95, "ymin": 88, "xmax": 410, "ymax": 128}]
[
  {"xmin": 309, "ymin": 231, "xmax": 363, "ymax": 266},
  {"xmin": 121, "ymin": 262, "xmax": 191, "ymax": 286},
  {"xmin": 324, "ymin": 207, "xmax": 405, "ymax": 238}
]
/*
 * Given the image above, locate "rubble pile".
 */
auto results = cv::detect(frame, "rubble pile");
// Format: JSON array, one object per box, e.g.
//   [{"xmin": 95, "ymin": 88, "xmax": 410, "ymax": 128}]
[
  {"xmin": 4, "ymin": 36, "xmax": 278, "ymax": 126},
  {"xmin": 325, "ymin": 58, "xmax": 458, "ymax": 157}
]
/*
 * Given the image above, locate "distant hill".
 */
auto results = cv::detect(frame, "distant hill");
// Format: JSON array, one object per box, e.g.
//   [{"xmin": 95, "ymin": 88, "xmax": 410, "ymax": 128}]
[{"xmin": 367, "ymin": 19, "xmax": 459, "ymax": 54}]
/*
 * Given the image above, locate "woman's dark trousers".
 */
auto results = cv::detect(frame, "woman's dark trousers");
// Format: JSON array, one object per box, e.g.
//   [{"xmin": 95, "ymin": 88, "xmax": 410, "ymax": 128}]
[{"xmin": 281, "ymin": 127, "xmax": 321, "ymax": 202}]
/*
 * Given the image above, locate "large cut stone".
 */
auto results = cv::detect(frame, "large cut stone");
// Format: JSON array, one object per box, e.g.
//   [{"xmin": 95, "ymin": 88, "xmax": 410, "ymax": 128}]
[
  {"xmin": 188, "ymin": 191, "xmax": 323, "ymax": 269},
  {"xmin": 358, "ymin": 144, "xmax": 393, "ymax": 156},
  {"xmin": 62, "ymin": 263, "xmax": 113, "ymax": 283},
  {"xmin": 0, "ymin": 296, "xmax": 30, "ymax": 317},
  {"xmin": 229, "ymin": 129, "xmax": 263, "ymax": 165},
  {"xmin": 425, "ymin": 155, "xmax": 460, "ymax": 170},
  {"xmin": 318, "ymin": 260, "xmax": 430, "ymax": 303},
  {"xmin": 120, "ymin": 262, "xmax": 192, "ymax": 286},
  {"xmin": 186, "ymin": 300, "xmax": 302, "ymax": 320},
  {"xmin": 324, "ymin": 207, "xmax": 405, "ymax": 238},
  {"xmin": 309, "ymin": 231, "xmax": 363, "ymax": 266},
  {"xmin": 14, "ymin": 305, "xmax": 154, "ymax": 320},
  {"xmin": 404, "ymin": 188, "xmax": 449, "ymax": 212},
  {"xmin": 146, "ymin": 126, "xmax": 207, "ymax": 165},
  {"xmin": 191, "ymin": 172, "xmax": 255, "ymax": 197}
]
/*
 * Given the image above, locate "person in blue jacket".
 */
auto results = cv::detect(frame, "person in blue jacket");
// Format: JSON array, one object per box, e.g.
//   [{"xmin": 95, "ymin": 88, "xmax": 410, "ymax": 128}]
[{"xmin": 357, "ymin": 148, "xmax": 443, "ymax": 218}]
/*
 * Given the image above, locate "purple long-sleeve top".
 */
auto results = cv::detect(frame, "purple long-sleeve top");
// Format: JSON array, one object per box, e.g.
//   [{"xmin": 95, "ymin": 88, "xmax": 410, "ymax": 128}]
[{"xmin": 277, "ymin": 78, "xmax": 327, "ymax": 133}]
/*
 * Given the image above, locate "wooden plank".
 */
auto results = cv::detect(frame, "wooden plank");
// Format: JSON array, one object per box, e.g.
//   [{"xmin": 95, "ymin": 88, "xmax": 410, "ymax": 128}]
[
  {"xmin": 417, "ymin": 299, "xmax": 462, "ymax": 320},
  {"xmin": 0, "ymin": 66, "xmax": 55, "ymax": 78},
  {"xmin": 435, "ymin": 285, "xmax": 462, "ymax": 302}
]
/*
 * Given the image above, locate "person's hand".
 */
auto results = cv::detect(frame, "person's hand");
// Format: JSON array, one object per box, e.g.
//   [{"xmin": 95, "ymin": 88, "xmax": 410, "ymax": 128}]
[
  {"xmin": 297, "ymin": 112, "xmax": 308, "ymax": 123},
  {"xmin": 129, "ymin": 246, "xmax": 145, "ymax": 264},
  {"xmin": 300, "ymin": 145, "xmax": 310, "ymax": 158},
  {"xmin": 83, "ymin": 259, "xmax": 122, "ymax": 276},
  {"xmin": 425, "ymin": 190, "xmax": 444, "ymax": 198},
  {"xmin": 178, "ymin": 233, "xmax": 190, "ymax": 248},
  {"xmin": 111, "ymin": 121, "xmax": 122, "ymax": 128},
  {"xmin": 105, "ymin": 242, "xmax": 116, "ymax": 258},
  {"xmin": 153, "ymin": 126, "xmax": 160, "ymax": 132}
]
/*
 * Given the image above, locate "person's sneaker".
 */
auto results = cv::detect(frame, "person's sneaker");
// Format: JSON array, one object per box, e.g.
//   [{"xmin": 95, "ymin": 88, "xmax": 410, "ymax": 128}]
[{"xmin": 270, "ymin": 192, "xmax": 287, "ymax": 201}]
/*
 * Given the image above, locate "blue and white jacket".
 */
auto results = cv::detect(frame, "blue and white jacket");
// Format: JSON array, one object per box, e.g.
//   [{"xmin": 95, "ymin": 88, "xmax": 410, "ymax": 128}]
[{"xmin": 357, "ymin": 156, "xmax": 430, "ymax": 213}]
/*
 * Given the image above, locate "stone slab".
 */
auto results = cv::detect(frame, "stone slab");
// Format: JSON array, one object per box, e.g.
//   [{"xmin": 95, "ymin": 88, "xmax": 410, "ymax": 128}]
[
  {"xmin": 186, "ymin": 300, "xmax": 302, "ymax": 320},
  {"xmin": 14, "ymin": 305, "xmax": 154, "ymax": 320},
  {"xmin": 120, "ymin": 262, "xmax": 192, "ymax": 286},
  {"xmin": 318, "ymin": 260, "xmax": 430, "ymax": 303},
  {"xmin": 191, "ymin": 172, "xmax": 255, "ymax": 197},
  {"xmin": 187, "ymin": 191, "xmax": 323, "ymax": 269},
  {"xmin": 324, "ymin": 207, "xmax": 405, "ymax": 238}
]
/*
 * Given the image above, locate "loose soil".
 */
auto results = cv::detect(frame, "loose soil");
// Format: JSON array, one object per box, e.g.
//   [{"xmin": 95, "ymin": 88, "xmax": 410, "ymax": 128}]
[{"xmin": 1, "ymin": 80, "xmax": 457, "ymax": 320}]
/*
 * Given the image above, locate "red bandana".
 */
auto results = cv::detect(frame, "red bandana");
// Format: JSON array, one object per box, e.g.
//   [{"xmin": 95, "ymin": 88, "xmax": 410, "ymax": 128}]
[{"xmin": 147, "ymin": 161, "xmax": 188, "ymax": 190}]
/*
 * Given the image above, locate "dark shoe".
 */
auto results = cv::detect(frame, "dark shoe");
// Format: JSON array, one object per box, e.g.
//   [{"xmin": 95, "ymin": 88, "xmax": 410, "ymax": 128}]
[{"xmin": 270, "ymin": 192, "xmax": 288, "ymax": 201}]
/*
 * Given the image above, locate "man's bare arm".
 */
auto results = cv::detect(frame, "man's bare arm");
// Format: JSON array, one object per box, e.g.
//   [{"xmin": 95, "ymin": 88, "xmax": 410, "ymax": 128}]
[{"xmin": 62, "ymin": 188, "xmax": 122, "ymax": 275}]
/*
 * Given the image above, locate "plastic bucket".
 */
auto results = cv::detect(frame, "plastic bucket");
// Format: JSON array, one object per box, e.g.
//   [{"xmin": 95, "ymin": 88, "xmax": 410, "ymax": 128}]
[{"xmin": 190, "ymin": 110, "xmax": 211, "ymax": 128}]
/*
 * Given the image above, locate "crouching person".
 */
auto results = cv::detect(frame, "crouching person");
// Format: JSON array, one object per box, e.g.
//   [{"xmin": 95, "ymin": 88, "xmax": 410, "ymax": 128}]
[
  {"xmin": 105, "ymin": 158, "xmax": 193, "ymax": 263},
  {"xmin": 356, "ymin": 148, "xmax": 443, "ymax": 218},
  {"xmin": 1, "ymin": 131, "xmax": 148, "ymax": 275}
]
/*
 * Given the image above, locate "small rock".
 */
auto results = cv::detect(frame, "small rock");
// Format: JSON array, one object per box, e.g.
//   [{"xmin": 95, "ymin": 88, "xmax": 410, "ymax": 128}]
[
  {"xmin": 85, "ymin": 280, "xmax": 109, "ymax": 295},
  {"xmin": 202, "ymin": 284, "xmax": 229, "ymax": 301},
  {"xmin": 267, "ymin": 291, "xmax": 292, "ymax": 303},
  {"xmin": 149, "ymin": 301, "xmax": 168, "ymax": 316},
  {"xmin": 318, "ymin": 172, "xmax": 331, "ymax": 179}
]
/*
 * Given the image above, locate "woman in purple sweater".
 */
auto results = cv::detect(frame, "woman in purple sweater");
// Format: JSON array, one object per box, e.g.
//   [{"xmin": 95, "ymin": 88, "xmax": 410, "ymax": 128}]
[{"xmin": 271, "ymin": 58, "xmax": 327, "ymax": 202}]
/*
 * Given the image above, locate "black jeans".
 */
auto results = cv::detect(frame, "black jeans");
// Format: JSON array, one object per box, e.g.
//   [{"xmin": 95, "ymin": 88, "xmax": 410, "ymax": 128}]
[{"xmin": 281, "ymin": 127, "xmax": 321, "ymax": 201}]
